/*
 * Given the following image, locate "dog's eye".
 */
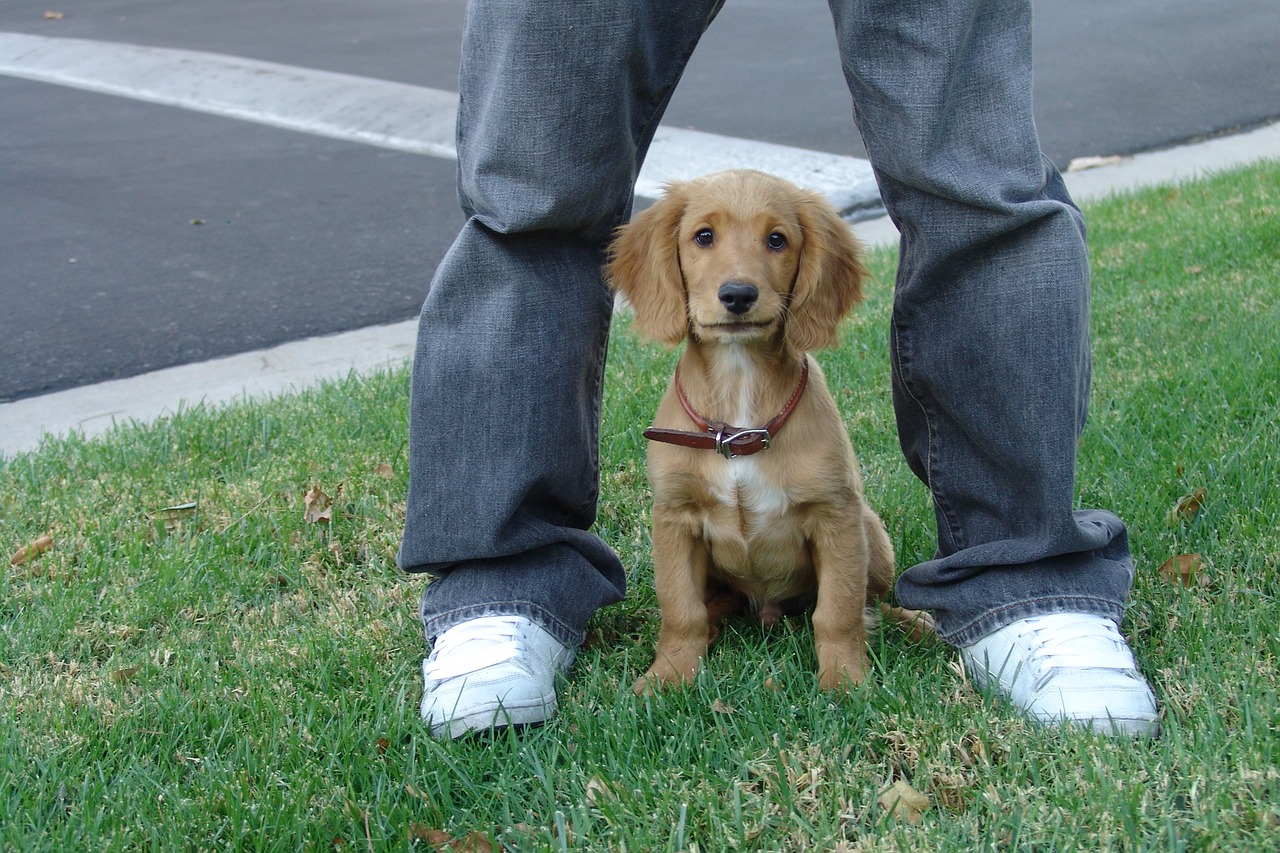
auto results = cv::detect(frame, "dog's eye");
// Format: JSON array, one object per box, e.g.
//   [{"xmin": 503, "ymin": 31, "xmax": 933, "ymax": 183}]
[
  {"xmin": 694, "ymin": 228, "xmax": 714, "ymax": 247},
  {"xmin": 767, "ymin": 232, "xmax": 788, "ymax": 251}
]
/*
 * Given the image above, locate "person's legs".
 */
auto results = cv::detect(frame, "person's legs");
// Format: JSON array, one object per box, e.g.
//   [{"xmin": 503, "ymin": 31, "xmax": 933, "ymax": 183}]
[
  {"xmin": 829, "ymin": 0, "xmax": 1155, "ymax": 733},
  {"xmin": 399, "ymin": 0, "xmax": 723, "ymax": 733}
]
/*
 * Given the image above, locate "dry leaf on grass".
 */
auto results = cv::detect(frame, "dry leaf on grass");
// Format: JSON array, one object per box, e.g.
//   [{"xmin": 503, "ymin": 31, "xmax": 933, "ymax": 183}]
[
  {"xmin": 407, "ymin": 823, "xmax": 500, "ymax": 852},
  {"xmin": 10, "ymin": 534, "xmax": 54, "ymax": 566},
  {"xmin": 303, "ymin": 485, "xmax": 334, "ymax": 524},
  {"xmin": 374, "ymin": 462, "xmax": 395, "ymax": 479},
  {"xmin": 112, "ymin": 664, "xmax": 143, "ymax": 684},
  {"xmin": 930, "ymin": 772, "xmax": 974, "ymax": 811},
  {"xmin": 407, "ymin": 824, "xmax": 445, "ymax": 843},
  {"xmin": 1159, "ymin": 553, "xmax": 1208, "ymax": 587},
  {"xmin": 404, "ymin": 783, "xmax": 436, "ymax": 808},
  {"xmin": 1167, "ymin": 487, "xmax": 1207, "ymax": 525},
  {"xmin": 445, "ymin": 831, "xmax": 499, "ymax": 852},
  {"xmin": 154, "ymin": 501, "xmax": 198, "ymax": 533},
  {"xmin": 877, "ymin": 779, "xmax": 930, "ymax": 825},
  {"xmin": 585, "ymin": 776, "xmax": 621, "ymax": 808},
  {"xmin": 711, "ymin": 698, "xmax": 736, "ymax": 715}
]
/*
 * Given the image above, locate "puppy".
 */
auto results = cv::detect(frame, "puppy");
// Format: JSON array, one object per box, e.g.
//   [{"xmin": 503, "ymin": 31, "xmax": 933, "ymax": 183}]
[{"xmin": 607, "ymin": 169, "xmax": 896, "ymax": 693}]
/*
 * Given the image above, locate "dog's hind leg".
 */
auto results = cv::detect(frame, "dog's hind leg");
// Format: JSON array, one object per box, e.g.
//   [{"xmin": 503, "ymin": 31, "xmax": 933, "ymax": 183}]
[
  {"xmin": 862, "ymin": 505, "xmax": 895, "ymax": 603},
  {"xmin": 860, "ymin": 505, "xmax": 937, "ymax": 642},
  {"xmin": 704, "ymin": 581, "xmax": 749, "ymax": 641}
]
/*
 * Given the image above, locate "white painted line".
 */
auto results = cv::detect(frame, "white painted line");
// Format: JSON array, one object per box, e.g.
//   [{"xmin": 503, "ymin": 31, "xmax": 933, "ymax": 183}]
[
  {"xmin": 0, "ymin": 31, "xmax": 880, "ymax": 210},
  {"xmin": 0, "ymin": 31, "xmax": 460, "ymax": 158}
]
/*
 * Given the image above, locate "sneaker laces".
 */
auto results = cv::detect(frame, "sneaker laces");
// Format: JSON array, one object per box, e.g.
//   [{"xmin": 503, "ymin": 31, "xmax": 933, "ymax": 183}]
[
  {"xmin": 1013, "ymin": 613, "xmax": 1140, "ymax": 691},
  {"xmin": 424, "ymin": 616, "xmax": 530, "ymax": 684}
]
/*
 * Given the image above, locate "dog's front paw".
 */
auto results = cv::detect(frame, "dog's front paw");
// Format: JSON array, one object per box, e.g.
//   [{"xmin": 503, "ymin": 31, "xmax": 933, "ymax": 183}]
[
  {"xmin": 816, "ymin": 645, "xmax": 871, "ymax": 691},
  {"xmin": 632, "ymin": 653, "xmax": 703, "ymax": 695}
]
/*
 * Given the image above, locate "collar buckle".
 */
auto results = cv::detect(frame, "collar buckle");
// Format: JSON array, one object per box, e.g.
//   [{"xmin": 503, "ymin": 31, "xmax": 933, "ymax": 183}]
[{"xmin": 715, "ymin": 426, "xmax": 772, "ymax": 459}]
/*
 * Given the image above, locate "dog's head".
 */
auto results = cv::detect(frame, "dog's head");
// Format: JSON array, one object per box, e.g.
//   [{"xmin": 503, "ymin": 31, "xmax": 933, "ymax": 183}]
[{"xmin": 606, "ymin": 169, "xmax": 866, "ymax": 352}]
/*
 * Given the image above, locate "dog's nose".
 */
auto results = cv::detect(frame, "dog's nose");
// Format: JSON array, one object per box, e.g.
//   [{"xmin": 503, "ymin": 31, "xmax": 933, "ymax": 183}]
[{"xmin": 718, "ymin": 282, "xmax": 758, "ymax": 316}]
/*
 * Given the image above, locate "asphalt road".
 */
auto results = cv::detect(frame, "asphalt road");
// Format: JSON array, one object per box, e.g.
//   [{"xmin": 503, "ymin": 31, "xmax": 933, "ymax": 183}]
[{"xmin": 2, "ymin": 0, "xmax": 1278, "ymax": 404}]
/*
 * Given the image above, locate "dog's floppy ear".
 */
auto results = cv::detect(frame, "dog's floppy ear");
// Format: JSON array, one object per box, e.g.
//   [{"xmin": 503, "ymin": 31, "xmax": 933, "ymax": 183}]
[
  {"xmin": 786, "ymin": 191, "xmax": 867, "ymax": 352},
  {"xmin": 605, "ymin": 184, "xmax": 689, "ymax": 346}
]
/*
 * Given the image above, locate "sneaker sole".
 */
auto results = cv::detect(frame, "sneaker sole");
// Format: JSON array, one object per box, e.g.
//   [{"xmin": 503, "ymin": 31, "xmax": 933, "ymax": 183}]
[{"xmin": 427, "ymin": 696, "xmax": 558, "ymax": 740}]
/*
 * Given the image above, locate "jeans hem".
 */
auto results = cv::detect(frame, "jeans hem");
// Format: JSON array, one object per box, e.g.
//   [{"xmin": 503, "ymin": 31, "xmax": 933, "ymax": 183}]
[
  {"xmin": 420, "ymin": 600, "xmax": 584, "ymax": 651},
  {"xmin": 941, "ymin": 595, "xmax": 1125, "ymax": 648}
]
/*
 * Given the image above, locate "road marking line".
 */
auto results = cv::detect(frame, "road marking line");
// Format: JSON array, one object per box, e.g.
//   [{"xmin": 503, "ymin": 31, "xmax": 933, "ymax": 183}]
[{"xmin": 0, "ymin": 31, "xmax": 881, "ymax": 212}]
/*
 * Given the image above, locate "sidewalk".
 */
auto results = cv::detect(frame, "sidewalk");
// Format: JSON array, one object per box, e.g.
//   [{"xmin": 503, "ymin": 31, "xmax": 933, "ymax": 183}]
[{"xmin": 2, "ymin": 120, "xmax": 1278, "ymax": 459}]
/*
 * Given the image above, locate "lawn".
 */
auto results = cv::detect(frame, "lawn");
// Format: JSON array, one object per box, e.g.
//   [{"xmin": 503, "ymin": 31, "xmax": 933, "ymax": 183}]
[{"xmin": 3, "ymin": 160, "xmax": 1278, "ymax": 851}]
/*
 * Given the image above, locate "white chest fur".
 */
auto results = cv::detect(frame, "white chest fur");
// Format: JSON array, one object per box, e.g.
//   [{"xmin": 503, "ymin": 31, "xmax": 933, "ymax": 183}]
[
  {"xmin": 705, "ymin": 347, "xmax": 791, "ymax": 531},
  {"xmin": 710, "ymin": 455, "xmax": 789, "ymax": 530}
]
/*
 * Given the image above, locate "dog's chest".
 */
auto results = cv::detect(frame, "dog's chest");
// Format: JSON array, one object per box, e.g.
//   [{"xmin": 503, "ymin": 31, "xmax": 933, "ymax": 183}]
[
  {"xmin": 701, "ymin": 456, "xmax": 812, "ymax": 602},
  {"xmin": 703, "ymin": 355, "xmax": 794, "ymax": 537},
  {"xmin": 709, "ymin": 458, "xmax": 789, "ymax": 529}
]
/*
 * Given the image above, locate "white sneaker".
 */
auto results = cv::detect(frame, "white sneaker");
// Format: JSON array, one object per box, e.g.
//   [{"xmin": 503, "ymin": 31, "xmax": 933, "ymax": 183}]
[
  {"xmin": 960, "ymin": 613, "xmax": 1160, "ymax": 737},
  {"xmin": 420, "ymin": 615, "xmax": 576, "ymax": 739}
]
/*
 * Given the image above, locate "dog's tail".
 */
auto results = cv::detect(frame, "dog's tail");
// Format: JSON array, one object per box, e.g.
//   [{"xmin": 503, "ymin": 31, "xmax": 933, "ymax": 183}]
[{"xmin": 879, "ymin": 604, "xmax": 938, "ymax": 644}]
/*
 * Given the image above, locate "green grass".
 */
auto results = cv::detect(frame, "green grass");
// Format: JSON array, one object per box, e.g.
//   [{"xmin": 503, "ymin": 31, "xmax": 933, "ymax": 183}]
[{"xmin": 3, "ymin": 160, "xmax": 1278, "ymax": 851}]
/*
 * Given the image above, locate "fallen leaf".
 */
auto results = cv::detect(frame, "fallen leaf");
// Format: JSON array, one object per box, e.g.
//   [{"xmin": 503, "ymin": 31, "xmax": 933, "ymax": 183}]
[
  {"xmin": 404, "ymin": 783, "xmax": 435, "ymax": 807},
  {"xmin": 375, "ymin": 737, "xmax": 390, "ymax": 755},
  {"xmin": 449, "ymin": 832, "xmax": 496, "ymax": 852},
  {"xmin": 1159, "ymin": 553, "xmax": 1207, "ymax": 587},
  {"xmin": 711, "ymin": 698, "xmax": 735, "ymax": 715},
  {"xmin": 407, "ymin": 825, "xmax": 449, "ymax": 845},
  {"xmin": 10, "ymin": 534, "xmax": 54, "ymax": 566},
  {"xmin": 374, "ymin": 462, "xmax": 395, "ymax": 479},
  {"xmin": 112, "ymin": 664, "xmax": 143, "ymax": 683},
  {"xmin": 878, "ymin": 779, "xmax": 930, "ymax": 825},
  {"xmin": 585, "ymin": 776, "xmax": 618, "ymax": 808},
  {"xmin": 154, "ymin": 501, "xmax": 198, "ymax": 533},
  {"xmin": 303, "ymin": 486, "xmax": 333, "ymax": 524},
  {"xmin": 954, "ymin": 732, "xmax": 989, "ymax": 768},
  {"xmin": 930, "ymin": 772, "xmax": 973, "ymax": 812},
  {"xmin": 1167, "ymin": 487, "xmax": 1207, "ymax": 525}
]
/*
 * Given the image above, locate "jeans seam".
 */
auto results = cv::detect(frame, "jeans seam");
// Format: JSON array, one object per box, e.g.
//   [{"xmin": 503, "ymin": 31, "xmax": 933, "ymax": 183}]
[
  {"xmin": 576, "ymin": 275, "xmax": 613, "ymax": 525},
  {"xmin": 892, "ymin": 308, "xmax": 965, "ymax": 554}
]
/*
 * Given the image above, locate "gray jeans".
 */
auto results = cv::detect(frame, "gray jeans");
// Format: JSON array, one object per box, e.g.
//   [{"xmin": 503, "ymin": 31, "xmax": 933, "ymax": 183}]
[{"xmin": 397, "ymin": 0, "xmax": 1135, "ymax": 649}]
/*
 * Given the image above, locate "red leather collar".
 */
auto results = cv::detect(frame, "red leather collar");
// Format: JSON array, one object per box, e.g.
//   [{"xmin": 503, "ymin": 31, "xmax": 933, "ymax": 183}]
[{"xmin": 642, "ymin": 356, "xmax": 810, "ymax": 459}]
